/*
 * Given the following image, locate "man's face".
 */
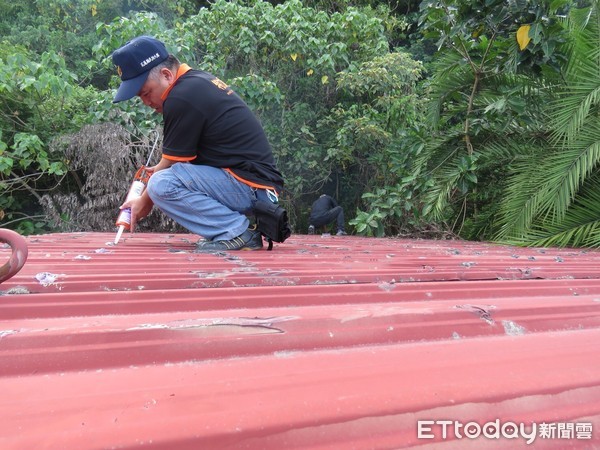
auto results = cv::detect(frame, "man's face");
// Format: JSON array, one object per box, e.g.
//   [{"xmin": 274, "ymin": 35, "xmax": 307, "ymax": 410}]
[{"xmin": 137, "ymin": 69, "xmax": 171, "ymax": 113}]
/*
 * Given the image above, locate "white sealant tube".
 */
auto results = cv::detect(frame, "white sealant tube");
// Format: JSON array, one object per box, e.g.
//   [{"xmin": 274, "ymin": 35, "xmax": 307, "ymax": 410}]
[{"xmin": 114, "ymin": 180, "xmax": 146, "ymax": 244}]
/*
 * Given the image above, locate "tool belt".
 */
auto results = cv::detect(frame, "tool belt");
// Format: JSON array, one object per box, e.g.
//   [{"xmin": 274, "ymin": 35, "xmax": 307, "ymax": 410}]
[{"xmin": 253, "ymin": 190, "xmax": 291, "ymax": 250}]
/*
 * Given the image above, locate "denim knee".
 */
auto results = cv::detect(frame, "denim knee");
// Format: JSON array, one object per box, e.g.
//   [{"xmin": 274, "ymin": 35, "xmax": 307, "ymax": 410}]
[{"xmin": 146, "ymin": 169, "xmax": 175, "ymax": 203}]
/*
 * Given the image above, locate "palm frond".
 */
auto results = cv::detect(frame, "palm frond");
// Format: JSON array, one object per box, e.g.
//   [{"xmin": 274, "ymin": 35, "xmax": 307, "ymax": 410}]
[
  {"xmin": 421, "ymin": 151, "xmax": 464, "ymax": 222},
  {"xmin": 538, "ymin": 134, "xmax": 600, "ymax": 217},
  {"xmin": 549, "ymin": 82, "xmax": 600, "ymax": 144},
  {"xmin": 551, "ymin": 2, "xmax": 600, "ymax": 142},
  {"xmin": 495, "ymin": 129, "xmax": 600, "ymax": 242},
  {"xmin": 425, "ymin": 52, "xmax": 475, "ymax": 128},
  {"xmin": 494, "ymin": 1, "xmax": 600, "ymax": 245},
  {"xmin": 412, "ymin": 127, "xmax": 463, "ymax": 177},
  {"xmin": 568, "ymin": 2, "xmax": 598, "ymax": 35},
  {"xmin": 493, "ymin": 149, "xmax": 549, "ymax": 240},
  {"xmin": 511, "ymin": 175, "xmax": 600, "ymax": 247}
]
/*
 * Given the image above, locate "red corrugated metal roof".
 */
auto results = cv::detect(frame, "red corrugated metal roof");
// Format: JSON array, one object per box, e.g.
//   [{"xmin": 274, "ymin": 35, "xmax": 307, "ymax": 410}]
[{"xmin": 1, "ymin": 232, "xmax": 599, "ymax": 448}]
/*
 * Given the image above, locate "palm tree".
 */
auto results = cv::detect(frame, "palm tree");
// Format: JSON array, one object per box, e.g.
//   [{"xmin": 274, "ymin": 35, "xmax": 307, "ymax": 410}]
[
  {"xmin": 494, "ymin": 0, "xmax": 600, "ymax": 247},
  {"xmin": 415, "ymin": 0, "xmax": 554, "ymax": 239}
]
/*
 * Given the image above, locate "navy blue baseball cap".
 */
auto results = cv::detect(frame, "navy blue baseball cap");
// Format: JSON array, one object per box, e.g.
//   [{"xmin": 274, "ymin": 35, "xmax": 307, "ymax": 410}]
[{"xmin": 111, "ymin": 36, "xmax": 169, "ymax": 103}]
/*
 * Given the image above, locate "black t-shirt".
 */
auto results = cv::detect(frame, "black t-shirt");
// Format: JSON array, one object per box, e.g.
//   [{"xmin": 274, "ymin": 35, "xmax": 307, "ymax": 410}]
[
  {"xmin": 310, "ymin": 195, "xmax": 338, "ymax": 220},
  {"xmin": 162, "ymin": 69, "xmax": 283, "ymax": 192}
]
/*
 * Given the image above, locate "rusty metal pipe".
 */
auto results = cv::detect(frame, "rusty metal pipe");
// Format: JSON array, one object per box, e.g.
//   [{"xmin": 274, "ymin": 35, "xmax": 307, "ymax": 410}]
[{"xmin": 0, "ymin": 228, "xmax": 28, "ymax": 283}]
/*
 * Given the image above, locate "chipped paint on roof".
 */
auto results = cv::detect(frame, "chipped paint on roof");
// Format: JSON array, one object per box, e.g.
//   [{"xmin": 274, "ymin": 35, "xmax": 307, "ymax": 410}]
[{"xmin": 1, "ymin": 232, "xmax": 599, "ymax": 448}]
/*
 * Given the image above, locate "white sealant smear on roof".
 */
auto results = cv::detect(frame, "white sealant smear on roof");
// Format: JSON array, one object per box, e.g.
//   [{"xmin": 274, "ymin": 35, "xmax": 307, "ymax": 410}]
[
  {"xmin": 0, "ymin": 330, "xmax": 18, "ymax": 340},
  {"xmin": 455, "ymin": 304, "xmax": 496, "ymax": 325},
  {"xmin": 34, "ymin": 272, "xmax": 60, "ymax": 286},
  {"xmin": 128, "ymin": 316, "xmax": 299, "ymax": 331},
  {"xmin": 273, "ymin": 350, "xmax": 297, "ymax": 358},
  {"xmin": 378, "ymin": 281, "xmax": 397, "ymax": 292},
  {"xmin": 338, "ymin": 306, "xmax": 433, "ymax": 323},
  {"xmin": 502, "ymin": 320, "xmax": 527, "ymax": 336},
  {"xmin": 3, "ymin": 286, "xmax": 30, "ymax": 295}
]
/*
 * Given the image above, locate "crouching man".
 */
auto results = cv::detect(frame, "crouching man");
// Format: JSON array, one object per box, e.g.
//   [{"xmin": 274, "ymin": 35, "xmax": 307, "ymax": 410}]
[{"xmin": 111, "ymin": 36, "xmax": 284, "ymax": 251}]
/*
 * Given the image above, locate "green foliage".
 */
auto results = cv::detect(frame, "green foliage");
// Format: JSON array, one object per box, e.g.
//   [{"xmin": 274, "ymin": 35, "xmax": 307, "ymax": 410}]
[
  {"xmin": 326, "ymin": 52, "xmax": 430, "ymax": 237},
  {"xmin": 182, "ymin": 0, "xmax": 390, "ymax": 74},
  {"xmin": 0, "ymin": 0, "xmax": 428, "ymax": 236},
  {"xmin": 350, "ymin": 173, "xmax": 434, "ymax": 237},
  {"xmin": 9, "ymin": 0, "xmax": 418, "ymax": 236},
  {"xmin": 413, "ymin": 0, "xmax": 572, "ymax": 240},
  {"xmin": 0, "ymin": 44, "xmax": 84, "ymax": 232},
  {"xmin": 419, "ymin": 0, "xmax": 568, "ymax": 73},
  {"xmin": 4, "ymin": 0, "xmax": 600, "ymax": 248},
  {"xmin": 514, "ymin": 174, "xmax": 600, "ymax": 248},
  {"xmin": 493, "ymin": 0, "xmax": 600, "ymax": 247},
  {"xmin": 419, "ymin": 0, "xmax": 600, "ymax": 248},
  {"xmin": 168, "ymin": 0, "xmax": 419, "ymax": 220},
  {"xmin": 1, "ymin": 0, "xmax": 197, "ymax": 82}
]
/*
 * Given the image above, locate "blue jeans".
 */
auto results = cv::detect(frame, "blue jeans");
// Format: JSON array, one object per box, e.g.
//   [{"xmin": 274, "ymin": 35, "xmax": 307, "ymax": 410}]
[{"xmin": 146, "ymin": 164, "xmax": 255, "ymax": 241}]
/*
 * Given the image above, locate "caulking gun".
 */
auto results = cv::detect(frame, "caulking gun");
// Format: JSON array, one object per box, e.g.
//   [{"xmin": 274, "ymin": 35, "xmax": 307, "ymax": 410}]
[{"xmin": 113, "ymin": 132, "xmax": 160, "ymax": 245}]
